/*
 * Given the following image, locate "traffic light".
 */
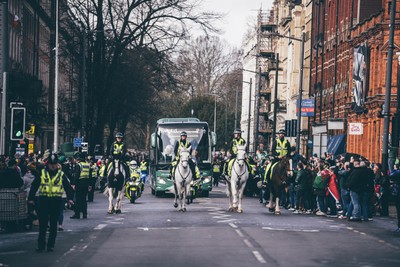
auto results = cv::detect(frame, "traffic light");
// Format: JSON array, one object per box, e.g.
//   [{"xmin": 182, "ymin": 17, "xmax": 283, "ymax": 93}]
[{"xmin": 10, "ymin": 107, "xmax": 26, "ymax": 140}]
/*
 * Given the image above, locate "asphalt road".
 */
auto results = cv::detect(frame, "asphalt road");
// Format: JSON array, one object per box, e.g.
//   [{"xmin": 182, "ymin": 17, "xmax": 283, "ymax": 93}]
[{"xmin": 1, "ymin": 184, "xmax": 400, "ymax": 267}]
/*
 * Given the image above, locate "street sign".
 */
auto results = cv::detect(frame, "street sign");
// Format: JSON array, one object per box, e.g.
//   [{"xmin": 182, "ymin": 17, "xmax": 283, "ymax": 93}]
[
  {"xmin": 73, "ymin": 138, "xmax": 82, "ymax": 147},
  {"xmin": 81, "ymin": 142, "xmax": 89, "ymax": 153},
  {"xmin": 296, "ymin": 99, "xmax": 315, "ymax": 117}
]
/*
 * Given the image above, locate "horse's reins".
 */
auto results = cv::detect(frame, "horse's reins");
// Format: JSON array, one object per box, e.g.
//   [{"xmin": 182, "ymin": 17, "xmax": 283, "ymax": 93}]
[
  {"xmin": 233, "ymin": 157, "xmax": 248, "ymax": 186},
  {"xmin": 177, "ymin": 159, "xmax": 191, "ymax": 186}
]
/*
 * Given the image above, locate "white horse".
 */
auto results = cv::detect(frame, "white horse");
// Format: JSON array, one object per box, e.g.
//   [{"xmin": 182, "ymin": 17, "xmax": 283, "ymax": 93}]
[
  {"xmin": 173, "ymin": 147, "xmax": 193, "ymax": 212},
  {"xmin": 105, "ymin": 159, "xmax": 128, "ymax": 214},
  {"xmin": 226, "ymin": 145, "xmax": 249, "ymax": 213}
]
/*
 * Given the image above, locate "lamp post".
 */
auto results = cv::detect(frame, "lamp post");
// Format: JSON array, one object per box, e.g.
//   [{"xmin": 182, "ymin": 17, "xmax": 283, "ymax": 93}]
[
  {"xmin": 208, "ymin": 93, "xmax": 218, "ymax": 152},
  {"xmin": 234, "ymin": 84, "xmax": 239, "ymax": 129},
  {"xmin": 268, "ymin": 32, "xmax": 305, "ymax": 153},
  {"xmin": 242, "ymin": 79, "xmax": 252, "ymax": 152},
  {"xmin": 54, "ymin": 0, "xmax": 59, "ymax": 152},
  {"xmin": 382, "ymin": 0, "xmax": 396, "ymax": 173}
]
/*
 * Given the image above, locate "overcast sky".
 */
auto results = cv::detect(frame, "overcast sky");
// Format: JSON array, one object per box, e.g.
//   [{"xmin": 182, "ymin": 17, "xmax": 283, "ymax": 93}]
[{"xmin": 199, "ymin": 0, "xmax": 273, "ymax": 47}]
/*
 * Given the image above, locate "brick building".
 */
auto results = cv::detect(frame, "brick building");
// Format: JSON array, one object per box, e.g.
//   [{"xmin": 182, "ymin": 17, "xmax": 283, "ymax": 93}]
[{"xmin": 310, "ymin": 0, "xmax": 399, "ymax": 162}]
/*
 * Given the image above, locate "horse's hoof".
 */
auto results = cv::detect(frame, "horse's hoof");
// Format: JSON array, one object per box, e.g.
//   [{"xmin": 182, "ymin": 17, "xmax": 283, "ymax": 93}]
[
  {"xmin": 268, "ymin": 208, "xmax": 275, "ymax": 212},
  {"xmin": 107, "ymin": 210, "xmax": 114, "ymax": 214},
  {"xmin": 237, "ymin": 209, "xmax": 243, "ymax": 213},
  {"xmin": 183, "ymin": 208, "xmax": 187, "ymax": 212},
  {"xmin": 275, "ymin": 211, "xmax": 281, "ymax": 215},
  {"xmin": 173, "ymin": 203, "xmax": 178, "ymax": 208},
  {"xmin": 179, "ymin": 209, "xmax": 184, "ymax": 212},
  {"xmin": 115, "ymin": 209, "xmax": 121, "ymax": 214},
  {"xmin": 228, "ymin": 207, "xmax": 234, "ymax": 212}
]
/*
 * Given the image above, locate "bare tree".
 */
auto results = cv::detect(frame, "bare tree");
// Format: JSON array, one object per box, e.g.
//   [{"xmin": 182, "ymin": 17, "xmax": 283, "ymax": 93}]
[
  {"xmin": 175, "ymin": 35, "xmax": 242, "ymax": 97},
  {"xmin": 65, "ymin": 0, "xmax": 221, "ymax": 150}
]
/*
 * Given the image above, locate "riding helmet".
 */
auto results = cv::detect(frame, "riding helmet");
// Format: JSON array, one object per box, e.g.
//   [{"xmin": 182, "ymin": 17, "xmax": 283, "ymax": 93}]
[
  {"xmin": 278, "ymin": 129, "xmax": 286, "ymax": 135},
  {"xmin": 233, "ymin": 128, "xmax": 242, "ymax": 134},
  {"xmin": 180, "ymin": 131, "xmax": 187, "ymax": 136},
  {"xmin": 115, "ymin": 132, "xmax": 124, "ymax": 138}
]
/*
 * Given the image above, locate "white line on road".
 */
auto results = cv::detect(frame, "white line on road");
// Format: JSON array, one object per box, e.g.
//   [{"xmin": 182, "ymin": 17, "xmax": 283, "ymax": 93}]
[
  {"xmin": 235, "ymin": 229, "xmax": 244, "ymax": 237},
  {"xmin": 252, "ymin": 251, "xmax": 267, "ymax": 264},
  {"xmin": 262, "ymin": 227, "xmax": 319, "ymax": 233},
  {"xmin": 0, "ymin": 250, "xmax": 26, "ymax": 256},
  {"xmin": 94, "ymin": 224, "xmax": 107, "ymax": 230},
  {"xmin": 137, "ymin": 227, "xmax": 181, "ymax": 231},
  {"xmin": 229, "ymin": 223, "xmax": 238, "ymax": 228},
  {"xmin": 243, "ymin": 239, "xmax": 253, "ymax": 248}
]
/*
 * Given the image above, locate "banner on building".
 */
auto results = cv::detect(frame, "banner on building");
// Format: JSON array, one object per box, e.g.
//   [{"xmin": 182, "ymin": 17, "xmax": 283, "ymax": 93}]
[
  {"xmin": 351, "ymin": 43, "xmax": 369, "ymax": 114},
  {"xmin": 296, "ymin": 99, "xmax": 315, "ymax": 117},
  {"xmin": 349, "ymin": 123, "xmax": 363, "ymax": 135}
]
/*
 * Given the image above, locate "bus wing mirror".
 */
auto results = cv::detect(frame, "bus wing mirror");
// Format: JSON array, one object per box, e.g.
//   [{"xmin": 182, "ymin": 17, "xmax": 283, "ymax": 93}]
[
  {"xmin": 211, "ymin": 132, "xmax": 217, "ymax": 147},
  {"xmin": 151, "ymin": 133, "xmax": 156, "ymax": 148}
]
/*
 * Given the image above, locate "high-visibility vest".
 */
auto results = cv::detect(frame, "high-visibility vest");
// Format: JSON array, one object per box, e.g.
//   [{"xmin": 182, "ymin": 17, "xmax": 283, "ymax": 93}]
[
  {"xmin": 79, "ymin": 162, "xmax": 91, "ymax": 179},
  {"xmin": 39, "ymin": 169, "xmax": 64, "ymax": 197},
  {"xmin": 232, "ymin": 138, "xmax": 245, "ymax": 155},
  {"xmin": 213, "ymin": 164, "xmax": 221, "ymax": 173},
  {"xmin": 140, "ymin": 161, "xmax": 147, "ymax": 171},
  {"xmin": 276, "ymin": 139, "xmax": 288, "ymax": 157},
  {"xmin": 178, "ymin": 141, "xmax": 189, "ymax": 154},
  {"xmin": 113, "ymin": 143, "xmax": 124, "ymax": 155}
]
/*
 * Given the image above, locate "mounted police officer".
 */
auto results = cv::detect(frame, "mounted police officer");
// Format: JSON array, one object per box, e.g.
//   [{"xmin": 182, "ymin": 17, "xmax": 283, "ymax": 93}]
[
  {"xmin": 107, "ymin": 132, "xmax": 130, "ymax": 177},
  {"xmin": 110, "ymin": 132, "xmax": 127, "ymax": 160},
  {"xmin": 263, "ymin": 129, "xmax": 292, "ymax": 183},
  {"xmin": 70, "ymin": 152, "xmax": 92, "ymax": 219},
  {"xmin": 230, "ymin": 128, "xmax": 246, "ymax": 158},
  {"xmin": 28, "ymin": 153, "xmax": 74, "ymax": 252},
  {"xmin": 171, "ymin": 131, "xmax": 200, "ymax": 180},
  {"xmin": 224, "ymin": 129, "xmax": 248, "ymax": 177},
  {"xmin": 271, "ymin": 129, "xmax": 291, "ymax": 160}
]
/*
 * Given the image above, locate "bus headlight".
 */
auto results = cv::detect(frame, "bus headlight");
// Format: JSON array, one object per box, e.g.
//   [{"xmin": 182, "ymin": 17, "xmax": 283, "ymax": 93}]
[{"xmin": 203, "ymin": 176, "xmax": 211, "ymax": 183}]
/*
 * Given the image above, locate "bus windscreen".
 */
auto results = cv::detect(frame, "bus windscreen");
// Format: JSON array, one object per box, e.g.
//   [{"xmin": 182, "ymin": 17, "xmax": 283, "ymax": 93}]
[{"xmin": 156, "ymin": 124, "xmax": 209, "ymax": 164}]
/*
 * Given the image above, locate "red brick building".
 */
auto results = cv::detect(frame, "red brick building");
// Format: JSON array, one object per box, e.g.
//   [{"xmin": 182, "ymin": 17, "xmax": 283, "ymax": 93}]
[{"xmin": 310, "ymin": 0, "xmax": 399, "ymax": 163}]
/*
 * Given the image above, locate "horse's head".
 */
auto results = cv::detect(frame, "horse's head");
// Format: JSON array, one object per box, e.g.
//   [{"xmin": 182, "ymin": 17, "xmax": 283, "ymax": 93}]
[
  {"xmin": 179, "ymin": 147, "xmax": 191, "ymax": 168},
  {"xmin": 281, "ymin": 155, "xmax": 294, "ymax": 177},
  {"xmin": 236, "ymin": 145, "xmax": 246, "ymax": 168}
]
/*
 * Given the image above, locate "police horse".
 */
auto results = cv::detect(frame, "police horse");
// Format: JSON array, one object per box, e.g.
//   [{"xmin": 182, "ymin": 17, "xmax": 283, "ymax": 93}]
[
  {"xmin": 265, "ymin": 155, "xmax": 293, "ymax": 215},
  {"xmin": 105, "ymin": 159, "xmax": 129, "ymax": 214},
  {"xmin": 173, "ymin": 147, "xmax": 193, "ymax": 212},
  {"xmin": 226, "ymin": 145, "xmax": 249, "ymax": 213}
]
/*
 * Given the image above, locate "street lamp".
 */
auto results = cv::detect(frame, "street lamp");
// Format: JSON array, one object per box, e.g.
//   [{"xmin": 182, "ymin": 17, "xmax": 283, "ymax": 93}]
[
  {"xmin": 242, "ymin": 79, "xmax": 252, "ymax": 153},
  {"xmin": 267, "ymin": 31, "xmax": 306, "ymax": 154},
  {"xmin": 54, "ymin": 0, "xmax": 59, "ymax": 152}
]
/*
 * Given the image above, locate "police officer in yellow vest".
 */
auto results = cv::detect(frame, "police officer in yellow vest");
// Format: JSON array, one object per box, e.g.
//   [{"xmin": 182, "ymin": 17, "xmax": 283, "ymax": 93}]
[
  {"xmin": 107, "ymin": 132, "xmax": 130, "ymax": 176},
  {"xmin": 110, "ymin": 132, "xmax": 127, "ymax": 160},
  {"xmin": 171, "ymin": 131, "xmax": 200, "ymax": 179},
  {"xmin": 70, "ymin": 153, "xmax": 92, "ymax": 219},
  {"xmin": 28, "ymin": 153, "xmax": 74, "ymax": 252},
  {"xmin": 224, "ymin": 129, "xmax": 248, "ymax": 176},
  {"xmin": 271, "ymin": 129, "xmax": 291, "ymax": 159},
  {"xmin": 264, "ymin": 129, "xmax": 291, "ymax": 182}
]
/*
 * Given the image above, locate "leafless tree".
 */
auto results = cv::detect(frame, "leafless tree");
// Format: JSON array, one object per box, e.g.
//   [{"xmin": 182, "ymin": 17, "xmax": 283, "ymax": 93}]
[
  {"xmin": 175, "ymin": 35, "xmax": 242, "ymax": 97},
  {"xmin": 64, "ymin": 0, "xmax": 221, "ymax": 151}
]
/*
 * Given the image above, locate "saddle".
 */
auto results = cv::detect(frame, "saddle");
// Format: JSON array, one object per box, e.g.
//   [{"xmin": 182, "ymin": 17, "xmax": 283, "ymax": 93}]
[{"xmin": 227, "ymin": 158, "xmax": 250, "ymax": 177}]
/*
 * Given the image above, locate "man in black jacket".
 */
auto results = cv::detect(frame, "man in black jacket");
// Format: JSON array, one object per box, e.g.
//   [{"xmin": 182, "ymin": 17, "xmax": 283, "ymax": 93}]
[{"xmin": 347, "ymin": 161, "xmax": 374, "ymax": 221}]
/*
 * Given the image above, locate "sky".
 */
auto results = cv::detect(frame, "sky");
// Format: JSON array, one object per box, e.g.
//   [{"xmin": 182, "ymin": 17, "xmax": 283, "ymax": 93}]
[{"xmin": 200, "ymin": 0, "xmax": 274, "ymax": 48}]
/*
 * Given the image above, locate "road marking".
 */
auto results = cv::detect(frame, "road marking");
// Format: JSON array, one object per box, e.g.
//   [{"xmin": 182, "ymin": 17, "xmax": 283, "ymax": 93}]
[
  {"xmin": 229, "ymin": 223, "xmax": 238, "ymax": 228},
  {"xmin": 252, "ymin": 251, "xmax": 267, "ymax": 264},
  {"xmin": 0, "ymin": 250, "xmax": 25, "ymax": 255},
  {"xmin": 235, "ymin": 229, "xmax": 244, "ymax": 237},
  {"xmin": 243, "ymin": 239, "xmax": 253, "ymax": 248},
  {"xmin": 262, "ymin": 227, "xmax": 319, "ymax": 233},
  {"xmin": 137, "ymin": 227, "xmax": 181, "ymax": 231},
  {"xmin": 94, "ymin": 224, "xmax": 107, "ymax": 230}
]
